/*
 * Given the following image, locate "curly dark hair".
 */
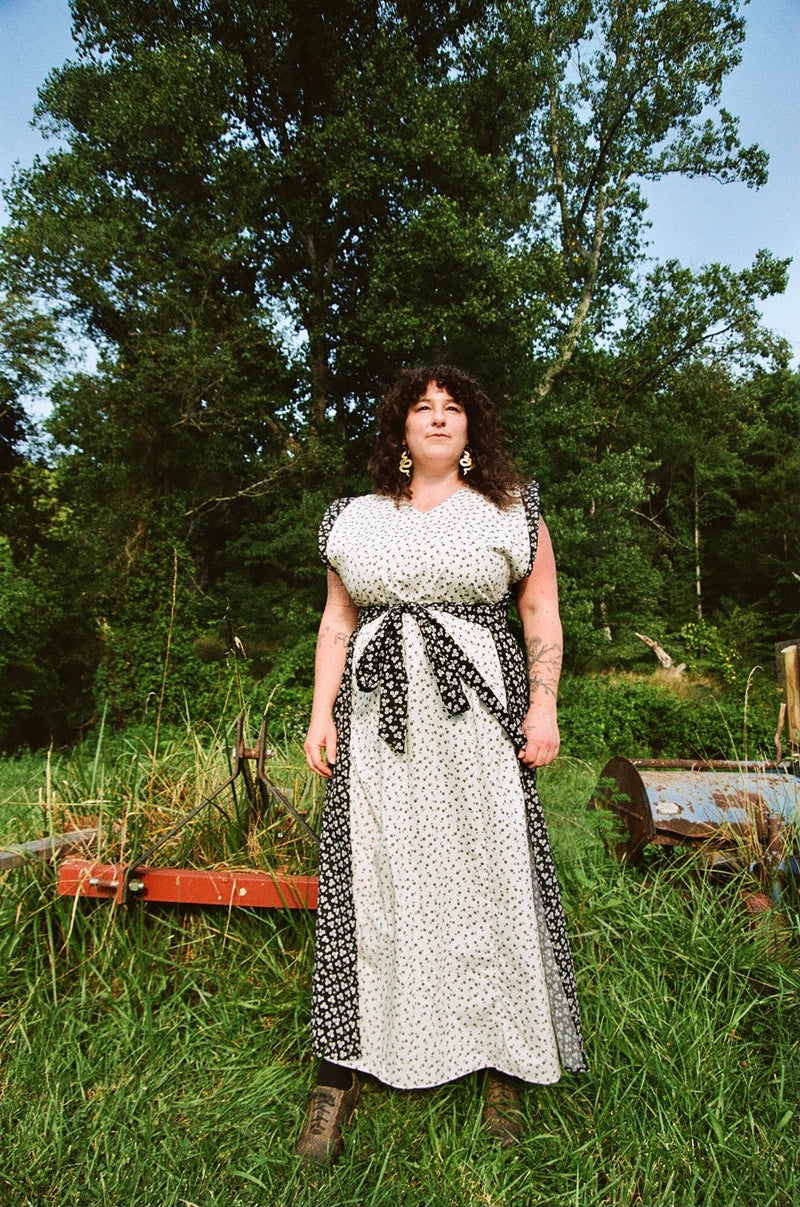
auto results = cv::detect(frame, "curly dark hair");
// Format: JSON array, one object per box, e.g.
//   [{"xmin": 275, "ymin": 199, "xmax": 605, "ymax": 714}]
[{"xmin": 369, "ymin": 364, "xmax": 524, "ymax": 508}]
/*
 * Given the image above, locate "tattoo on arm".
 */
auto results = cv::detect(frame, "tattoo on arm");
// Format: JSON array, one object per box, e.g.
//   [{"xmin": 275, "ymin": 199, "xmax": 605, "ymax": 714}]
[
  {"xmin": 319, "ymin": 622, "xmax": 352, "ymax": 649},
  {"xmin": 525, "ymin": 637, "xmax": 562, "ymax": 700}
]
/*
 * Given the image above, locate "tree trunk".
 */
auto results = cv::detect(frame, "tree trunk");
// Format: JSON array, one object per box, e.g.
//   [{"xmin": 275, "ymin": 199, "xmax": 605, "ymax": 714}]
[
  {"xmin": 305, "ymin": 232, "xmax": 330, "ymax": 434},
  {"xmin": 693, "ymin": 471, "xmax": 702, "ymax": 621}
]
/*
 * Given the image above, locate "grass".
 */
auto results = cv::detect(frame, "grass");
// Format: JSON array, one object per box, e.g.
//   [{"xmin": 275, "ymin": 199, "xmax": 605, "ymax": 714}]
[
  {"xmin": 0, "ymin": 712, "xmax": 324, "ymax": 874},
  {"xmin": 0, "ymin": 725, "xmax": 797, "ymax": 1206}
]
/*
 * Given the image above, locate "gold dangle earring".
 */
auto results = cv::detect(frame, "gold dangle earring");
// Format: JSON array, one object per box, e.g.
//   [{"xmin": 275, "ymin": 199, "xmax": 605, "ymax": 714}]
[
  {"xmin": 399, "ymin": 445, "xmax": 413, "ymax": 477},
  {"xmin": 459, "ymin": 446, "xmax": 474, "ymax": 476}
]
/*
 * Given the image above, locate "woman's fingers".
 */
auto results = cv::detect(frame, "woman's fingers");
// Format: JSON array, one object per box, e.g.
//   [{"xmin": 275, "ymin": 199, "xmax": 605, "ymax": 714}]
[
  {"xmin": 518, "ymin": 708, "xmax": 560, "ymax": 768},
  {"xmin": 305, "ymin": 750, "xmax": 332, "ymax": 777},
  {"xmin": 518, "ymin": 733, "xmax": 560, "ymax": 768},
  {"xmin": 304, "ymin": 743, "xmax": 333, "ymax": 777},
  {"xmin": 303, "ymin": 723, "xmax": 337, "ymax": 778}
]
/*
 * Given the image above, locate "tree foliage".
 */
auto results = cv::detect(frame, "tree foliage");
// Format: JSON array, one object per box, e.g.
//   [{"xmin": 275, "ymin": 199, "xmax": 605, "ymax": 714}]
[
  {"xmin": 528, "ymin": 0, "xmax": 770, "ymax": 393},
  {"xmin": 0, "ymin": 0, "xmax": 795, "ymax": 746}
]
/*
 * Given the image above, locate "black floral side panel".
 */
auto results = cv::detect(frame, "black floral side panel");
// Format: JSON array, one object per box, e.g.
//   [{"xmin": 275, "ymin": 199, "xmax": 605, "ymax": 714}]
[
  {"xmin": 521, "ymin": 479, "xmax": 541, "ymax": 576},
  {"xmin": 506, "ymin": 479, "xmax": 587, "ymax": 1072},
  {"xmin": 310, "ymin": 632, "xmax": 362, "ymax": 1060},
  {"xmin": 311, "ymin": 496, "xmax": 362, "ymax": 1059}
]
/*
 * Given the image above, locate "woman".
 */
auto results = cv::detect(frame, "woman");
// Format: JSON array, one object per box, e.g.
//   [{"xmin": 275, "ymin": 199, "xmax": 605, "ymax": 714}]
[{"xmin": 297, "ymin": 365, "xmax": 586, "ymax": 1165}]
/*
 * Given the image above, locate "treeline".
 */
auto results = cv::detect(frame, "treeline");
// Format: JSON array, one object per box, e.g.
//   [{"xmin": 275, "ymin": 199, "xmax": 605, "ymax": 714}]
[{"xmin": 0, "ymin": 0, "xmax": 797, "ymax": 750}]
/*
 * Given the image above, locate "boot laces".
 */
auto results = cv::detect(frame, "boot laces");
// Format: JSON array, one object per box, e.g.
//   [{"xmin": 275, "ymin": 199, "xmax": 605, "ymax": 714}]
[{"xmin": 308, "ymin": 1088, "xmax": 338, "ymax": 1135}]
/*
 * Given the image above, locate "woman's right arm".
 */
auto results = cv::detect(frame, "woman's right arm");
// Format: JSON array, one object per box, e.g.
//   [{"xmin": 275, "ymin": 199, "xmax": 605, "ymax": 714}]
[{"xmin": 304, "ymin": 570, "xmax": 359, "ymax": 778}]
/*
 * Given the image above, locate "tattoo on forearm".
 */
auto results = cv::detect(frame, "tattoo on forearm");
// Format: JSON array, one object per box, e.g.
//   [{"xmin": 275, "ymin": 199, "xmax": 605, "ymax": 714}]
[
  {"xmin": 525, "ymin": 637, "xmax": 562, "ymax": 700},
  {"xmin": 319, "ymin": 623, "xmax": 351, "ymax": 650}
]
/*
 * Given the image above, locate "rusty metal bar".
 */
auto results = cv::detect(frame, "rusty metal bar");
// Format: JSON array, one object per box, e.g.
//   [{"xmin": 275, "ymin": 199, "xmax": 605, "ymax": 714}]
[
  {"xmin": 631, "ymin": 759, "xmax": 787, "ymax": 772},
  {"xmin": 254, "ymin": 708, "xmax": 319, "ymax": 846},
  {"xmin": 0, "ymin": 829, "xmax": 97, "ymax": 872},
  {"xmin": 122, "ymin": 713, "xmax": 246, "ymax": 896},
  {"xmin": 58, "ymin": 859, "xmax": 318, "ymax": 910}
]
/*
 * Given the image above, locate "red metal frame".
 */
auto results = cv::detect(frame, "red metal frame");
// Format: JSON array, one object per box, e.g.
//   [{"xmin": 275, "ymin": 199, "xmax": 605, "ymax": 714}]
[{"xmin": 58, "ymin": 860, "xmax": 318, "ymax": 909}]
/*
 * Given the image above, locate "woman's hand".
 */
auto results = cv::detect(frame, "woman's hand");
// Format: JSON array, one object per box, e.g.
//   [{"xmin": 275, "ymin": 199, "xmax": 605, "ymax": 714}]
[
  {"xmin": 304, "ymin": 714, "xmax": 338, "ymax": 778},
  {"xmin": 518, "ymin": 705, "xmax": 560, "ymax": 769}
]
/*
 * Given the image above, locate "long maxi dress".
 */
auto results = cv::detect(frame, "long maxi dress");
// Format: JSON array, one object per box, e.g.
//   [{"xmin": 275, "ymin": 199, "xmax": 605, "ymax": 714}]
[{"xmin": 310, "ymin": 483, "xmax": 587, "ymax": 1090}]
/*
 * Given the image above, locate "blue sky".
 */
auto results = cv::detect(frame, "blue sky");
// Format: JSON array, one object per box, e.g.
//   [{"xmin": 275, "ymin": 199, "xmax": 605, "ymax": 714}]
[{"xmin": 1, "ymin": 0, "xmax": 798, "ymax": 364}]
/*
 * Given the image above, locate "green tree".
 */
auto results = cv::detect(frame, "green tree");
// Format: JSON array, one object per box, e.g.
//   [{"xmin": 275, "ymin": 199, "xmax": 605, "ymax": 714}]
[
  {"xmin": 0, "ymin": 295, "xmax": 64, "ymax": 502},
  {"xmin": 728, "ymin": 369, "xmax": 800, "ymax": 637},
  {"xmin": 0, "ymin": 461, "xmax": 102, "ymax": 749},
  {"xmin": 607, "ymin": 264, "xmax": 795, "ymax": 644},
  {"xmin": 525, "ymin": 0, "xmax": 770, "ymax": 398}
]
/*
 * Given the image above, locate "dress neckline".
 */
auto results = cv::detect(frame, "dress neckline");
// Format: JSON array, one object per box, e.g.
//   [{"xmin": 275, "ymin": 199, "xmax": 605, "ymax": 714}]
[{"xmin": 403, "ymin": 486, "xmax": 468, "ymax": 515}]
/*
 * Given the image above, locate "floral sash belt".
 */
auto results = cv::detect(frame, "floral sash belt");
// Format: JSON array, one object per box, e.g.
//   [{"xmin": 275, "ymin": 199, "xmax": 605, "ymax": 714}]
[{"xmin": 354, "ymin": 600, "xmax": 525, "ymax": 756}]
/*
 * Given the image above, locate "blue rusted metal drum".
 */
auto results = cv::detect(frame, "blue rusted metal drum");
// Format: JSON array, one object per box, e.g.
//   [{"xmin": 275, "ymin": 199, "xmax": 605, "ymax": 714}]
[{"xmin": 591, "ymin": 757, "xmax": 800, "ymax": 865}]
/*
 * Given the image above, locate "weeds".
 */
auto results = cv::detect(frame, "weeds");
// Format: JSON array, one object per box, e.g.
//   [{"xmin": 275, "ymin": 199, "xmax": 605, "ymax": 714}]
[{"xmin": 0, "ymin": 711, "xmax": 324, "ymax": 877}]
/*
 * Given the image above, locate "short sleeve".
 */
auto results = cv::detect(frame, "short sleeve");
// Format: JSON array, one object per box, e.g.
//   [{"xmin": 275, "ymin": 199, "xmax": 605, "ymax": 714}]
[
  {"xmin": 521, "ymin": 480, "xmax": 541, "ymax": 577},
  {"xmin": 317, "ymin": 497, "xmax": 354, "ymax": 571}
]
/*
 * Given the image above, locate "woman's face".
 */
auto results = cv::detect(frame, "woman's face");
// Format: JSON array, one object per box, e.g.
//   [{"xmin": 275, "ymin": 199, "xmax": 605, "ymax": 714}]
[{"xmin": 404, "ymin": 383, "xmax": 468, "ymax": 474}]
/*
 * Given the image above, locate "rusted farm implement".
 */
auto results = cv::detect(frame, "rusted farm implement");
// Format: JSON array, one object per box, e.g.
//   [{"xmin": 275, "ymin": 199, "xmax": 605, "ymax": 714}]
[
  {"xmin": 590, "ymin": 757, "xmax": 798, "ymax": 872},
  {"xmin": 51, "ymin": 709, "xmax": 320, "ymax": 911},
  {"xmin": 590, "ymin": 641, "xmax": 800, "ymax": 895}
]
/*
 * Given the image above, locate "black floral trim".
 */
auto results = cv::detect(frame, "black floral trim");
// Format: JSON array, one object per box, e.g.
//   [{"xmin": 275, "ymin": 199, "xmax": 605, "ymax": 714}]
[
  {"xmin": 355, "ymin": 601, "xmax": 525, "ymax": 755},
  {"xmin": 309, "ymin": 631, "xmax": 361, "ymax": 1059},
  {"xmin": 496, "ymin": 615, "xmax": 588, "ymax": 1071},
  {"xmin": 521, "ymin": 480, "xmax": 541, "ymax": 577},
  {"xmin": 318, "ymin": 497, "xmax": 355, "ymax": 571}
]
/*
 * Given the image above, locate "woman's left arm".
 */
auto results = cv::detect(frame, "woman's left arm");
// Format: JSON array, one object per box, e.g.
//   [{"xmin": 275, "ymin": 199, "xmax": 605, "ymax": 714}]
[{"xmin": 515, "ymin": 518, "xmax": 563, "ymax": 769}]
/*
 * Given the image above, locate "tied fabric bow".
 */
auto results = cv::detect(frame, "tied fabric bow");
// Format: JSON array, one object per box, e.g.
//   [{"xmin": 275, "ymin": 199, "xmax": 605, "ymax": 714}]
[{"xmin": 354, "ymin": 602, "xmax": 525, "ymax": 755}]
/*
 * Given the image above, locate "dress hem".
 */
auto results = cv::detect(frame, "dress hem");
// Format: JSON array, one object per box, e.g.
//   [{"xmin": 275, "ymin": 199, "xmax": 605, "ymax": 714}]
[{"xmin": 319, "ymin": 1056, "xmax": 564, "ymax": 1092}]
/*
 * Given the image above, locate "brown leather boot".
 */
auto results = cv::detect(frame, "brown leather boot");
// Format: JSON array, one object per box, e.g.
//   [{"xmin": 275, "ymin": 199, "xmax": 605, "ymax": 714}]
[
  {"xmin": 295, "ymin": 1073, "xmax": 360, "ymax": 1166},
  {"xmin": 482, "ymin": 1071, "xmax": 523, "ymax": 1146}
]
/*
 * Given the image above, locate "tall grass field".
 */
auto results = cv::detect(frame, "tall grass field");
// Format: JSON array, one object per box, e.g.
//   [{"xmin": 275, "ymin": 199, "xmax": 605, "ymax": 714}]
[{"xmin": 0, "ymin": 711, "xmax": 796, "ymax": 1207}]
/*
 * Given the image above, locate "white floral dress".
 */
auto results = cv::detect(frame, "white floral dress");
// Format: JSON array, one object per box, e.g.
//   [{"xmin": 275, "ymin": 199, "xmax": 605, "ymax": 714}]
[{"xmin": 311, "ymin": 485, "xmax": 586, "ymax": 1089}]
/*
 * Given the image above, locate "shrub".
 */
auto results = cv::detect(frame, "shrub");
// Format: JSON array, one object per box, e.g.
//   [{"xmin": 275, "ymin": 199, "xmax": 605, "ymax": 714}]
[
  {"xmin": 558, "ymin": 672, "xmax": 779, "ymax": 763},
  {"xmin": 256, "ymin": 630, "xmax": 317, "ymax": 737},
  {"xmin": 679, "ymin": 619, "xmax": 739, "ymax": 683},
  {"xmin": 92, "ymin": 546, "xmax": 224, "ymax": 728}
]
